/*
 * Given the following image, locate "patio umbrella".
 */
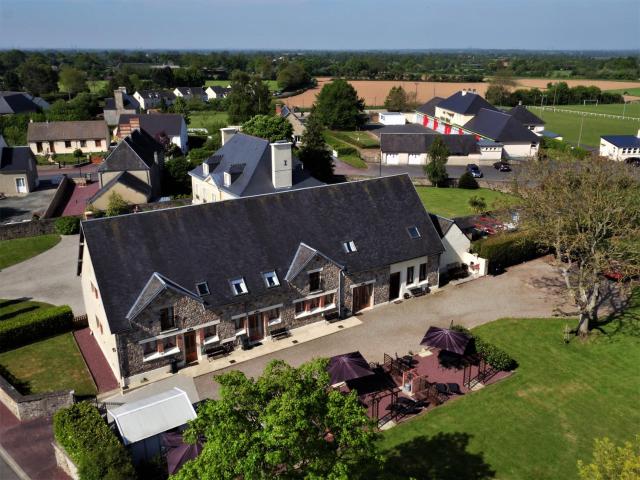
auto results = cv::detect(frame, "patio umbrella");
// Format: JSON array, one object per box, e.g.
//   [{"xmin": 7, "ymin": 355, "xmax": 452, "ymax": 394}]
[
  {"xmin": 420, "ymin": 327, "xmax": 470, "ymax": 355},
  {"xmin": 162, "ymin": 431, "xmax": 203, "ymax": 475},
  {"xmin": 328, "ymin": 351, "xmax": 375, "ymax": 385}
]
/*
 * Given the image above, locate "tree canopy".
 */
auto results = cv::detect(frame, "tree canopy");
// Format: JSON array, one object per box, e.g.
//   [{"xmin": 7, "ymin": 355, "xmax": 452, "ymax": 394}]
[
  {"xmin": 241, "ymin": 114, "xmax": 293, "ymax": 143},
  {"xmin": 174, "ymin": 359, "xmax": 378, "ymax": 480},
  {"xmin": 58, "ymin": 66, "xmax": 87, "ymax": 99},
  {"xmin": 313, "ymin": 79, "xmax": 365, "ymax": 130},
  {"xmin": 277, "ymin": 62, "xmax": 311, "ymax": 92},
  {"xmin": 384, "ymin": 86, "xmax": 409, "ymax": 112},
  {"xmin": 578, "ymin": 435, "xmax": 640, "ymax": 480},
  {"xmin": 424, "ymin": 137, "xmax": 449, "ymax": 187},
  {"xmin": 298, "ymin": 112, "xmax": 334, "ymax": 182},
  {"xmin": 227, "ymin": 70, "xmax": 272, "ymax": 124}
]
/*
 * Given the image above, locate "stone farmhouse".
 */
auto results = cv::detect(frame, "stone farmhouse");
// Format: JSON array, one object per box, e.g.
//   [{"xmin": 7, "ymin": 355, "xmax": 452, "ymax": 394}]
[{"xmin": 78, "ymin": 175, "xmax": 444, "ymax": 387}]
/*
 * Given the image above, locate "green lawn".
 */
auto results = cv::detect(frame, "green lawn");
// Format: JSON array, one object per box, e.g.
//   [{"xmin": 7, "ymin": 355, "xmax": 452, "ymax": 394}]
[
  {"xmin": 340, "ymin": 154, "xmax": 368, "ymax": 169},
  {"xmin": 553, "ymin": 102, "xmax": 640, "ymax": 118},
  {"xmin": 0, "ymin": 332, "xmax": 96, "ymax": 396},
  {"xmin": 189, "ymin": 111, "xmax": 230, "ymax": 131},
  {"xmin": 330, "ymin": 130, "xmax": 380, "ymax": 149},
  {"xmin": 205, "ymin": 79, "xmax": 279, "ymax": 92},
  {"xmin": 416, "ymin": 186, "xmax": 517, "ymax": 218},
  {"xmin": 530, "ymin": 107, "xmax": 640, "ymax": 147},
  {"xmin": 378, "ymin": 313, "xmax": 640, "ymax": 480},
  {"xmin": 0, "ymin": 235, "xmax": 61, "ymax": 270},
  {"xmin": 0, "ymin": 298, "xmax": 52, "ymax": 321}
]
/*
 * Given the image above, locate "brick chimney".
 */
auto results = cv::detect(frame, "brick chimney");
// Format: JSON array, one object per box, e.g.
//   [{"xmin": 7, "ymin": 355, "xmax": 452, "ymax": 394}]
[
  {"xmin": 114, "ymin": 87, "xmax": 126, "ymax": 111},
  {"xmin": 130, "ymin": 117, "xmax": 141, "ymax": 132},
  {"xmin": 275, "ymin": 103, "xmax": 283, "ymax": 115}
]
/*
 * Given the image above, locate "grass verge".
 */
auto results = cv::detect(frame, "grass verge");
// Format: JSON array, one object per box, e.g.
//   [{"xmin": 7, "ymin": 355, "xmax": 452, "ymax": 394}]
[
  {"xmin": 0, "ymin": 235, "xmax": 61, "ymax": 270},
  {"xmin": 415, "ymin": 186, "xmax": 518, "ymax": 218}
]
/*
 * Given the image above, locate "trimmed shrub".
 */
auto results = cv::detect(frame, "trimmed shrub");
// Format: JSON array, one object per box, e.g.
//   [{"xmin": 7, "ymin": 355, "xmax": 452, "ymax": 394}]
[
  {"xmin": 54, "ymin": 402, "xmax": 136, "ymax": 480},
  {"xmin": 0, "ymin": 305, "xmax": 74, "ymax": 352},
  {"xmin": 451, "ymin": 324, "xmax": 517, "ymax": 371},
  {"xmin": 471, "ymin": 231, "xmax": 544, "ymax": 274},
  {"xmin": 335, "ymin": 145, "xmax": 358, "ymax": 157},
  {"xmin": 458, "ymin": 171, "xmax": 479, "ymax": 189},
  {"xmin": 55, "ymin": 216, "xmax": 80, "ymax": 235}
]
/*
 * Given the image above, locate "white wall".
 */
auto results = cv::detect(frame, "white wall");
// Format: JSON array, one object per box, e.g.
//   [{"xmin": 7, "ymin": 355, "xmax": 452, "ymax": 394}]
[
  {"xmin": 502, "ymin": 142, "xmax": 538, "ymax": 159},
  {"xmin": 389, "ymin": 256, "xmax": 431, "ymax": 299},
  {"xmin": 599, "ymin": 138, "xmax": 640, "ymax": 161},
  {"xmin": 29, "ymin": 139, "xmax": 107, "ymax": 156},
  {"xmin": 379, "ymin": 113, "xmax": 406, "ymax": 125},
  {"xmin": 439, "ymin": 224, "xmax": 471, "ymax": 271}
]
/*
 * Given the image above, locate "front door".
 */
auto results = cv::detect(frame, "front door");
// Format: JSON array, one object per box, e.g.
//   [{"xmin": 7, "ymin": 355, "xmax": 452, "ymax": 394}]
[
  {"xmin": 15, "ymin": 177, "xmax": 27, "ymax": 193},
  {"xmin": 248, "ymin": 313, "xmax": 264, "ymax": 342},
  {"xmin": 389, "ymin": 272, "xmax": 401, "ymax": 301},
  {"xmin": 353, "ymin": 284, "xmax": 373, "ymax": 313},
  {"xmin": 183, "ymin": 331, "xmax": 198, "ymax": 363}
]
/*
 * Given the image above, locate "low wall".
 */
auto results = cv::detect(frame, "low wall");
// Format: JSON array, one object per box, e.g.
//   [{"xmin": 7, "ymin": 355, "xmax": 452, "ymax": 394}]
[
  {"xmin": 42, "ymin": 175, "xmax": 74, "ymax": 219},
  {"xmin": 0, "ymin": 374, "xmax": 74, "ymax": 421},
  {"xmin": 53, "ymin": 442, "xmax": 80, "ymax": 480},
  {"xmin": 0, "ymin": 217, "xmax": 58, "ymax": 240}
]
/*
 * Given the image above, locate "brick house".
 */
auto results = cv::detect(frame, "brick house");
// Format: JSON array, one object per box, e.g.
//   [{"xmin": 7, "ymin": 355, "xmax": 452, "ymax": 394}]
[{"xmin": 78, "ymin": 175, "xmax": 444, "ymax": 387}]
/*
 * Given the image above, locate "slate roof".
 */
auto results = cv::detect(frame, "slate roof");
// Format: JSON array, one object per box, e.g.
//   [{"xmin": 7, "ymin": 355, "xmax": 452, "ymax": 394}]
[
  {"xmin": 372, "ymin": 124, "xmax": 434, "ymax": 137},
  {"xmin": 0, "ymin": 92, "xmax": 40, "ymax": 114},
  {"xmin": 189, "ymin": 133, "xmax": 324, "ymax": 197},
  {"xmin": 104, "ymin": 95, "xmax": 140, "ymax": 111},
  {"xmin": 380, "ymin": 133, "xmax": 478, "ymax": 156},
  {"xmin": 0, "ymin": 146, "xmax": 35, "ymax": 173},
  {"xmin": 175, "ymin": 87, "xmax": 205, "ymax": 97},
  {"xmin": 127, "ymin": 273, "xmax": 203, "ymax": 321},
  {"xmin": 119, "ymin": 114, "xmax": 184, "ymax": 138},
  {"xmin": 98, "ymin": 129, "xmax": 162, "ymax": 172},
  {"xmin": 436, "ymin": 91, "xmax": 498, "ymax": 116},
  {"xmin": 601, "ymin": 135, "xmax": 640, "ymax": 148},
  {"xmin": 27, "ymin": 120, "xmax": 110, "ymax": 142},
  {"xmin": 81, "ymin": 175, "xmax": 444, "ymax": 333},
  {"xmin": 463, "ymin": 109, "xmax": 540, "ymax": 143},
  {"xmin": 88, "ymin": 171, "xmax": 153, "ymax": 205},
  {"xmin": 507, "ymin": 105, "xmax": 545, "ymax": 127},
  {"xmin": 206, "ymin": 86, "xmax": 231, "ymax": 96},
  {"xmin": 416, "ymin": 97, "xmax": 444, "ymax": 116},
  {"xmin": 136, "ymin": 90, "xmax": 176, "ymax": 101},
  {"xmin": 284, "ymin": 243, "xmax": 343, "ymax": 282},
  {"xmin": 429, "ymin": 214, "xmax": 455, "ymax": 238}
]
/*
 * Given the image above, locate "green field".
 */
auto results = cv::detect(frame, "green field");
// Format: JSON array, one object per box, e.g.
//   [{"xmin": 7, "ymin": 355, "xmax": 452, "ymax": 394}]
[
  {"xmin": 87, "ymin": 80, "xmax": 108, "ymax": 93},
  {"xmin": 0, "ymin": 235, "xmax": 60, "ymax": 270},
  {"xmin": 205, "ymin": 79, "xmax": 279, "ymax": 92},
  {"xmin": 605, "ymin": 87, "xmax": 640, "ymax": 96},
  {"xmin": 416, "ymin": 186, "xmax": 518, "ymax": 218},
  {"xmin": 189, "ymin": 111, "xmax": 230, "ymax": 131},
  {"xmin": 550, "ymin": 102, "xmax": 640, "ymax": 118},
  {"xmin": 329, "ymin": 130, "xmax": 380, "ymax": 149},
  {"xmin": 378, "ymin": 311, "xmax": 640, "ymax": 480},
  {"xmin": 339, "ymin": 154, "xmax": 368, "ymax": 169}
]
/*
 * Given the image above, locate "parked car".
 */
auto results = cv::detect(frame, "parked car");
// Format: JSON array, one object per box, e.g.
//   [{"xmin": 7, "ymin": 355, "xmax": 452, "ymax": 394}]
[
  {"xmin": 466, "ymin": 164, "xmax": 483, "ymax": 178},
  {"xmin": 625, "ymin": 157, "xmax": 640, "ymax": 167},
  {"xmin": 493, "ymin": 161, "xmax": 512, "ymax": 172}
]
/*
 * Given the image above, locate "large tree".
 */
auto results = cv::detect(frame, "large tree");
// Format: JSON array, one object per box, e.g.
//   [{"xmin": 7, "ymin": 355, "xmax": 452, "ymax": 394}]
[
  {"xmin": 424, "ymin": 137, "xmax": 449, "ymax": 187},
  {"xmin": 277, "ymin": 62, "xmax": 311, "ymax": 92},
  {"xmin": 227, "ymin": 71, "xmax": 272, "ymax": 124},
  {"xmin": 298, "ymin": 112, "xmax": 334, "ymax": 182},
  {"xmin": 175, "ymin": 359, "xmax": 378, "ymax": 480},
  {"xmin": 17, "ymin": 61, "xmax": 58, "ymax": 96},
  {"xmin": 515, "ymin": 157, "xmax": 640, "ymax": 336},
  {"xmin": 384, "ymin": 86, "xmax": 409, "ymax": 112},
  {"xmin": 314, "ymin": 79, "xmax": 365, "ymax": 130},
  {"xmin": 58, "ymin": 66, "xmax": 87, "ymax": 99},
  {"xmin": 241, "ymin": 114, "xmax": 293, "ymax": 143}
]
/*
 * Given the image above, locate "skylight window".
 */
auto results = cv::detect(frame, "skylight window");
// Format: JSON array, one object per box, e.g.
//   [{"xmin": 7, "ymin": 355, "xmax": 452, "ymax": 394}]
[
  {"xmin": 263, "ymin": 271, "xmax": 280, "ymax": 288},
  {"xmin": 343, "ymin": 241, "xmax": 357, "ymax": 253},
  {"xmin": 196, "ymin": 282, "xmax": 210, "ymax": 296},
  {"xmin": 230, "ymin": 278, "xmax": 248, "ymax": 296},
  {"xmin": 407, "ymin": 226, "xmax": 421, "ymax": 239}
]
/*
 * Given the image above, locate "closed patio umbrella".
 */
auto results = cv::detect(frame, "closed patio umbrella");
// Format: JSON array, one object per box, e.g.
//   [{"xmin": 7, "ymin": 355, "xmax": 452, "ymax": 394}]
[
  {"xmin": 162, "ymin": 431, "xmax": 203, "ymax": 475},
  {"xmin": 328, "ymin": 351, "xmax": 375, "ymax": 385},
  {"xmin": 420, "ymin": 326, "xmax": 470, "ymax": 355}
]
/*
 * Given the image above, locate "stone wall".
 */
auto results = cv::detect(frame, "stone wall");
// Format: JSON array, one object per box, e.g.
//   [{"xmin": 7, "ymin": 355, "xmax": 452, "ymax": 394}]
[
  {"xmin": 42, "ymin": 175, "xmax": 74, "ymax": 219},
  {"xmin": 0, "ymin": 217, "xmax": 58, "ymax": 240},
  {"xmin": 0, "ymin": 374, "xmax": 74, "ymax": 421},
  {"xmin": 53, "ymin": 441, "xmax": 80, "ymax": 480}
]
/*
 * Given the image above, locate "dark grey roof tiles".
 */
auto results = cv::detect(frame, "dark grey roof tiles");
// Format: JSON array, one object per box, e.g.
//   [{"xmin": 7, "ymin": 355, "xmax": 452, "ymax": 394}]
[
  {"xmin": 380, "ymin": 133, "xmax": 478, "ymax": 156},
  {"xmin": 27, "ymin": 121, "xmax": 109, "ymax": 142},
  {"xmin": 429, "ymin": 214, "xmax": 455, "ymax": 238},
  {"xmin": 507, "ymin": 105, "xmax": 545, "ymax": 127},
  {"xmin": 0, "ymin": 146, "xmax": 35, "ymax": 172},
  {"xmin": 463, "ymin": 109, "xmax": 540, "ymax": 143},
  {"xmin": 0, "ymin": 92, "xmax": 40, "ymax": 114},
  {"xmin": 436, "ymin": 91, "xmax": 498, "ymax": 116},
  {"xmin": 98, "ymin": 129, "xmax": 162, "ymax": 172},
  {"xmin": 119, "ymin": 114, "xmax": 184, "ymax": 138},
  {"xmin": 416, "ymin": 97, "xmax": 444, "ymax": 115}
]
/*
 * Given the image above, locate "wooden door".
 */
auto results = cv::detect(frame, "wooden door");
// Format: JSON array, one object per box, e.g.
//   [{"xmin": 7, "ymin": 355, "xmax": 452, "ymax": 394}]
[
  {"xmin": 389, "ymin": 272, "xmax": 401, "ymax": 301},
  {"xmin": 183, "ymin": 331, "xmax": 198, "ymax": 363},
  {"xmin": 248, "ymin": 314, "xmax": 264, "ymax": 342},
  {"xmin": 353, "ymin": 284, "xmax": 373, "ymax": 313}
]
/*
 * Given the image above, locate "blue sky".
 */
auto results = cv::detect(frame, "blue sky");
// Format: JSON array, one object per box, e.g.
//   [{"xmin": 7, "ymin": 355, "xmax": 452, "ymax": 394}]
[{"xmin": 1, "ymin": 0, "xmax": 638, "ymax": 50}]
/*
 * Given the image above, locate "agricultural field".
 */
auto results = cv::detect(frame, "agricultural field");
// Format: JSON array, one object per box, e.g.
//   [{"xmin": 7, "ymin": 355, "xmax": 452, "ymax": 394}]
[
  {"xmin": 550, "ymin": 102, "xmax": 640, "ymax": 118},
  {"xmin": 205, "ymin": 79, "xmax": 279, "ymax": 92},
  {"xmin": 605, "ymin": 87, "xmax": 640, "ymax": 96}
]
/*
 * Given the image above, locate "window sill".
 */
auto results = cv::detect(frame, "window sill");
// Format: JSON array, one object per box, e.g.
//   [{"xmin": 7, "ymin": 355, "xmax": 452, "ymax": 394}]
[
  {"xmin": 295, "ymin": 304, "xmax": 336, "ymax": 320},
  {"xmin": 143, "ymin": 346, "xmax": 180, "ymax": 362},
  {"xmin": 235, "ymin": 329, "xmax": 247, "ymax": 337},
  {"xmin": 159, "ymin": 327, "xmax": 179, "ymax": 334},
  {"xmin": 203, "ymin": 336, "xmax": 220, "ymax": 345},
  {"xmin": 268, "ymin": 318, "xmax": 282, "ymax": 326}
]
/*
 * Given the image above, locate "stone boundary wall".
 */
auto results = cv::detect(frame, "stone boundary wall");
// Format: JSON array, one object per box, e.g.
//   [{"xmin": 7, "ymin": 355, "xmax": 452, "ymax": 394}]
[
  {"xmin": 0, "ymin": 374, "xmax": 74, "ymax": 421},
  {"xmin": 0, "ymin": 217, "xmax": 58, "ymax": 240},
  {"xmin": 345, "ymin": 175, "xmax": 514, "ymax": 194},
  {"xmin": 42, "ymin": 175, "xmax": 74, "ymax": 219},
  {"xmin": 53, "ymin": 442, "xmax": 80, "ymax": 480}
]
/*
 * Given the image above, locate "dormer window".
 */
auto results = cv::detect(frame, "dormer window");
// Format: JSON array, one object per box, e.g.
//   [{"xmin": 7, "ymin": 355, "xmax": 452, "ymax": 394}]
[
  {"xmin": 343, "ymin": 241, "xmax": 357, "ymax": 253},
  {"xmin": 263, "ymin": 271, "xmax": 280, "ymax": 288},
  {"xmin": 196, "ymin": 282, "xmax": 210, "ymax": 296},
  {"xmin": 230, "ymin": 277, "xmax": 248, "ymax": 296},
  {"xmin": 224, "ymin": 171, "xmax": 232, "ymax": 187},
  {"xmin": 407, "ymin": 226, "xmax": 421, "ymax": 239}
]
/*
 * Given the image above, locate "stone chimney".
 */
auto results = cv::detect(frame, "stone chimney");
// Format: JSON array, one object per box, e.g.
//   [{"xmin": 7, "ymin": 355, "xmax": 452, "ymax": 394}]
[
  {"xmin": 130, "ymin": 117, "xmax": 141, "ymax": 132},
  {"xmin": 220, "ymin": 127, "xmax": 238, "ymax": 146},
  {"xmin": 114, "ymin": 87, "xmax": 126, "ymax": 111},
  {"xmin": 270, "ymin": 141, "xmax": 293, "ymax": 189}
]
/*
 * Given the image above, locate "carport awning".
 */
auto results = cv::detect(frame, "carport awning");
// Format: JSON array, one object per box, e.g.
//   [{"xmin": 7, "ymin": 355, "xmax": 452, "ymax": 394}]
[{"xmin": 108, "ymin": 387, "xmax": 196, "ymax": 445}]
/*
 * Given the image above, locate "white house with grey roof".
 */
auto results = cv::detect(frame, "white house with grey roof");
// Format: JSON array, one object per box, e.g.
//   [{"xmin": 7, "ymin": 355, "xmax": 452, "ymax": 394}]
[
  {"xmin": 599, "ymin": 131, "xmax": 640, "ymax": 162},
  {"xmin": 78, "ymin": 175, "xmax": 444, "ymax": 387},
  {"xmin": 189, "ymin": 127, "xmax": 324, "ymax": 204},
  {"xmin": 0, "ymin": 135, "xmax": 39, "ymax": 195}
]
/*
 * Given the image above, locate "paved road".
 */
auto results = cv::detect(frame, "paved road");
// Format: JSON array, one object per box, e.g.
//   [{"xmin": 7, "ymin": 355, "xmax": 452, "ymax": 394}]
[
  {"xmin": 0, "ymin": 456, "xmax": 20, "ymax": 480},
  {"xmin": 0, "ymin": 234, "xmax": 85, "ymax": 315},
  {"xmin": 0, "ymin": 185, "xmax": 57, "ymax": 224}
]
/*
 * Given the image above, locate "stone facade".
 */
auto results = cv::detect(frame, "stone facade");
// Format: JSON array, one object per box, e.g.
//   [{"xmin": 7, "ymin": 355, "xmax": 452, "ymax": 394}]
[{"xmin": 0, "ymin": 374, "xmax": 74, "ymax": 421}]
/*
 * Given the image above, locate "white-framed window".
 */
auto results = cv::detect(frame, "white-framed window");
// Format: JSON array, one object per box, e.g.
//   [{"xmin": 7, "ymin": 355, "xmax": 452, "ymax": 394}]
[
  {"xmin": 230, "ymin": 277, "xmax": 248, "ymax": 295},
  {"xmin": 264, "ymin": 307, "xmax": 281, "ymax": 326},
  {"xmin": 407, "ymin": 226, "xmax": 421, "ymax": 239},
  {"xmin": 234, "ymin": 317, "xmax": 247, "ymax": 335},
  {"xmin": 263, "ymin": 271, "xmax": 280, "ymax": 288},
  {"xmin": 343, "ymin": 240, "xmax": 357, "ymax": 253},
  {"xmin": 143, "ymin": 340, "xmax": 157, "ymax": 356},
  {"xmin": 203, "ymin": 324, "xmax": 219, "ymax": 344},
  {"xmin": 196, "ymin": 281, "xmax": 210, "ymax": 296},
  {"xmin": 294, "ymin": 293, "xmax": 335, "ymax": 318}
]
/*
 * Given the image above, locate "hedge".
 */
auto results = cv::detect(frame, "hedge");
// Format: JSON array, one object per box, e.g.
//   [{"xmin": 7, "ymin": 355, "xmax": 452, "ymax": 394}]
[
  {"xmin": 54, "ymin": 402, "xmax": 136, "ymax": 480},
  {"xmin": 457, "ymin": 171, "xmax": 479, "ymax": 189},
  {"xmin": 0, "ymin": 305, "xmax": 74, "ymax": 352},
  {"xmin": 451, "ymin": 325, "xmax": 517, "ymax": 371},
  {"xmin": 471, "ymin": 231, "xmax": 545, "ymax": 274},
  {"xmin": 334, "ymin": 145, "xmax": 358, "ymax": 157},
  {"xmin": 55, "ymin": 216, "xmax": 80, "ymax": 235}
]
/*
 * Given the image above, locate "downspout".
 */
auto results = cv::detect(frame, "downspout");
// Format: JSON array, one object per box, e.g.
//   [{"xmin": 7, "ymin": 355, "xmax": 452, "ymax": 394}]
[{"xmin": 338, "ymin": 268, "xmax": 344, "ymax": 318}]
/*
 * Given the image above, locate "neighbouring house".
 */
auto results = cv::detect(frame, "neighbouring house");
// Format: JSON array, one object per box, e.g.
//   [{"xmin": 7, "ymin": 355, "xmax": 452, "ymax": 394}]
[
  {"xmin": 103, "ymin": 87, "xmax": 140, "ymax": 126},
  {"xmin": 27, "ymin": 120, "xmax": 110, "ymax": 156},
  {"xmin": 133, "ymin": 90, "xmax": 176, "ymax": 110},
  {"xmin": 599, "ymin": 130, "xmax": 640, "ymax": 162},
  {"xmin": 430, "ymin": 214, "xmax": 487, "ymax": 278},
  {"xmin": 116, "ymin": 114, "xmax": 188, "ymax": 152},
  {"xmin": 277, "ymin": 104, "xmax": 306, "ymax": 144},
  {"xmin": 189, "ymin": 127, "xmax": 323, "ymax": 204},
  {"xmin": 0, "ymin": 135, "xmax": 38, "ymax": 195},
  {"xmin": 507, "ymin": 104, "xmax": 545, "ymax": 135},
  {"xmin": 378, "ymin": 111, "xmax": 406, "ymax": 126},
  {"xmin": 0, "ymin": 91, "xmax": 48, "ymax": 115},
  {"xmin": 205, "ymin": 85, "xmax": 231, "ymax": 101},
  {"xmin": 88, "ymin": 128, "xmax": 164, "ymax": 210},
  {"xmin": 78, "ymin": 175, "xmax": 444, "ymax": 387},
  {"xmin": 173, "ymin": 87, "xmax": 207, "ymax": 102},
  {"xmin": 414, "ymin": 91, "xmax": 539, "ymax": 159}
]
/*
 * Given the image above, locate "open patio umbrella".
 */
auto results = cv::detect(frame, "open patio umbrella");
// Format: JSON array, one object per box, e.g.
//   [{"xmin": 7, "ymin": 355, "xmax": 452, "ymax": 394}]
[
  {"xmin": 162, "ymin": 431, "xmax": 203, "ymax": 475},
  {"xmin": 420, "ymin": 327, "xmax": 470, "ymax": 355},
  {"xmin": 328, "ymin": 351, "xmax": 375, "ymax": 385}
]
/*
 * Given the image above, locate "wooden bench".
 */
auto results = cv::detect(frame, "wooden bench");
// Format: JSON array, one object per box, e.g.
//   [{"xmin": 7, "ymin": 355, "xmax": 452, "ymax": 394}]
[
  {"xmin": 324, "ymin": 311, "xmax": 341, "ymax": 323},
  {"xmin": 270, "ymin": 327, "xmax": 290, "ymax": 340},
  {"xmin": 206, "ymin": 343, "xmax": 232, "ymax": 361},
  {"xmin": 409, "ymin": 286, "xmax": 428, "ymax": 297}
]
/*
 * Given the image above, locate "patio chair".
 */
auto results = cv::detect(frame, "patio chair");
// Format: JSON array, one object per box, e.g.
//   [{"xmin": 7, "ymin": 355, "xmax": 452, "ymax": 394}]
[
  {"xmin": 436, "ymin": 383, "xmax": 449, "ymax": 395},
  {"xmin": 446, "ymin": 383, "xmax": 463, "ymax": 395}
]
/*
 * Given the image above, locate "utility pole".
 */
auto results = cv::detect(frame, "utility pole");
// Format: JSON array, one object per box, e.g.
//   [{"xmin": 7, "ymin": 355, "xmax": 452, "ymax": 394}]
[
  {"xmin": 622, "ymin": 101, "xmax": 627, "ymax": 119},
  {"xmin": 577, "ymin": 115, "xmax": 585, "ymax": 148}
]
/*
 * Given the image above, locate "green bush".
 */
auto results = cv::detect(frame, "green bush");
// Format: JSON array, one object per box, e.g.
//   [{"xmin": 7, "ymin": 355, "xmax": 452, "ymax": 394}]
[
  {"xmin": 55, "ymin": 216, "xmax": 80, "ymax": 235},
  {"xmin": 458, "ymin": 171, "xmax": 479, "ymax": 189},
  {"xmin": 0, "ymin": 305, "xmax": 74, "ymax": 352},
  {"xmin": 451, "ymin": 324, "xmax": 517, "ymax": 371},
  {"xmin": 471, "ymin": 231, "xmax": 544, "ymax": 274},
  {"xmin": 54, "ymin": 403, "xmax": 136, "ymax": 480},
  {"xmin": 335, "ymin": 145, "xmax": 358, "ymax": 156}
]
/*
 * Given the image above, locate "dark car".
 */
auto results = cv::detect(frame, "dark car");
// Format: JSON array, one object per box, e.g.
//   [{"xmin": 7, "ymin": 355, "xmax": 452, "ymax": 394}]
[
  {"xmin": 625, "ymin": 157, "xmax": 640, "ymax": 168},
  {"xmin": 466, "ymin": 163, "xmax": 483, "ymax": 178},
  {"xmin": 493, "ymin": 161, "xmax": 512, "ymax": 172}
]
